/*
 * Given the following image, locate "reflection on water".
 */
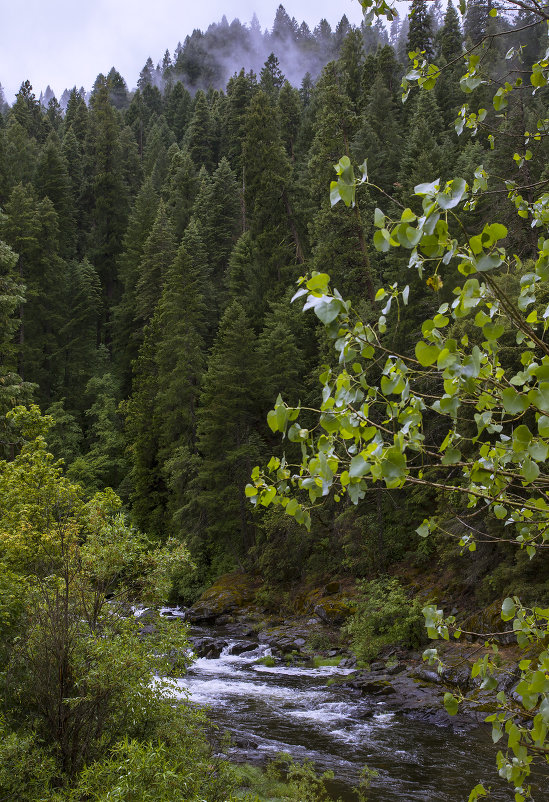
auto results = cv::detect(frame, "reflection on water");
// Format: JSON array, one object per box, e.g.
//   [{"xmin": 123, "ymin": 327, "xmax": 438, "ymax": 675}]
[{"xmin": 173, "ymin": 626, "xmax": 519, "ymax": 801}]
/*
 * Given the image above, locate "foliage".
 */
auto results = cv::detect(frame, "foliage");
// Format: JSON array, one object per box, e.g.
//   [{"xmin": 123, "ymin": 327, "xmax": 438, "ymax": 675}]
[
  {"xmin": 0, "ymin": 405, "xmax": 221, "ymax": 797},
  {"xmin": 246, "ymin": 1, "xmax": 549, "ymax": 795},
  {"xmin": 344, "ymin": 578, "xmax": 425, "ymax": 661}
]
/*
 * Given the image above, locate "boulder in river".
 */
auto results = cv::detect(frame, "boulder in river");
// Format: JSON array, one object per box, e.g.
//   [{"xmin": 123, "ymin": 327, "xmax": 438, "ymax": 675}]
[{"xmin": 186, "ymin": 573, "xmax": 261, "ymax": 623}]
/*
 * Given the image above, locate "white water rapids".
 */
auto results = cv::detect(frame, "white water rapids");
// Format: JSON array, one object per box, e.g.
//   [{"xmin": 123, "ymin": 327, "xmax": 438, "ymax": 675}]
[{"xmin": 170, "ymin": 626, "xmax": 515, "ymax": 801}]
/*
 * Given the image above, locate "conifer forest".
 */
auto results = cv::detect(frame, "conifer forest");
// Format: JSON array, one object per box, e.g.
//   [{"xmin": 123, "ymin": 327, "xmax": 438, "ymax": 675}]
[{"xmin": 1, "ymin": 0, "xmax": 549, "ymax": 799}]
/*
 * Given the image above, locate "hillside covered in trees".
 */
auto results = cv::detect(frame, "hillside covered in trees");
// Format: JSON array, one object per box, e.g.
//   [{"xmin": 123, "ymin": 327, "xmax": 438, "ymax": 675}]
[{"xmin": 1, "ymin": 0, "xmax": 549, "ymax": 797}]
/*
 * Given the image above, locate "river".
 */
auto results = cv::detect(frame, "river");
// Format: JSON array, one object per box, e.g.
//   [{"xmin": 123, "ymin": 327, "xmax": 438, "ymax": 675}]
[{"xmin": 171, "ymin": 623, "xmax": 520, "ymax": 801}]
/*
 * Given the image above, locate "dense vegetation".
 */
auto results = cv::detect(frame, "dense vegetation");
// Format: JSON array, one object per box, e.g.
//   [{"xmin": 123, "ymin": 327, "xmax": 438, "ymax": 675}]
[{"xmin": 1, "ymin": 0, "xmax": 549, "ymax": 797}]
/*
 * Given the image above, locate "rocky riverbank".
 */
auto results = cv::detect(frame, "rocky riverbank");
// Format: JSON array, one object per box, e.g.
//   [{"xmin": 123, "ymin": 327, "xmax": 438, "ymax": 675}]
[{"xmin": 167, "ymin": 571, "xmax": 522, "ymax": 734}]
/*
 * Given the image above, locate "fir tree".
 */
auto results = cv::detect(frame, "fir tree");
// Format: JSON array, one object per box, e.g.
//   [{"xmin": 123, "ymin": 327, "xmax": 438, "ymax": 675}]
[
  {"xmin": 134, "ymin": 200, "xmax": 176, "ymax": 328},
  {"xmin": 407, "ymin": 0, "xmax": 434, "ymax": 61},
  {"xmin": 196, "ymin": 301, "xmax": 262, "ymax": 559},
  {"xmin": 185, "ymin": 91, "xmax": 214, "ymax": 171}
]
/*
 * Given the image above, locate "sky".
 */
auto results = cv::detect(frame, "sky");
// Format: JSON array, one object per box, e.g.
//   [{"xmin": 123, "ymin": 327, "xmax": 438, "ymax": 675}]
[{"xmin": 0, "ymin": 0, "xmax": 367, "ymax": 102}]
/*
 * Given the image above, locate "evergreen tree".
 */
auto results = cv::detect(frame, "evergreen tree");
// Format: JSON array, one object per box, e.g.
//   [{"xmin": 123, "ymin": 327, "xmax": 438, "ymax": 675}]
[
  {"xmin": 308, "ymin": 62, "xmax": 375, "ymax": 302},
  {"xmin": 190, "ymin": 156, "xmax": 240, "ymax": 315},
  {"xmin": 164, "ymin": 81, "xmax": 192, "ymax": 142},
  {"xmin": 134, "ymin": 200, "xmax": 176, "ymax": 328},
  {"xmin": 225, "ymin": 69, "xmax": 256, "ymax": 177},
  {"xmin": 3, "ymin": 117, "xmax": 38, "ymax": 189},
  {"xmin": 338, "ymin": 29, "xmax": 364, "ymax": 109},
  {"xmin": 242, "ymin": 90, "xmax": 297, "ymax": 307},
  {"xmin": 407, "ymin": 0, "xmax": 434, "ymax": 60},
  {"xmin": 277, "ymin": 81, "xmax": 302, "ymax": 162},
  {"xmin": 2, "ymin": 184, "xmax": 65, "ymax": 402},
  {"xmin": 196, "ymin": 301, "xmax": 262, "ymax": 560},
  {"xmin": 83, "ymin": 78, "xmax": 129, "ymax": 327},
  {"xmin": 185, "ymin": 91, "xmax": 214, "ymax": 171},
  {"xmin": 438, "ymin": 1, "xmax": 463, "ymax": 62},
  {"xmin": 352, "ymin": 73, "xmax": 402, "ymax": 194},
  {"xmin": 154, "ymin": 238, "xmax": 208, "ymax": 533},
  {"xmin": 0, "ymin": 239, "xmax": 34, "ymax": 452},
  {"xmin": 107, "ymin": 67, "xmax": 130, "ymax": 110},
  {"xmin": 34, "ymin": 133, "xmax": 76, "ymax": 257},
  {"xmin": 260, "ymin": 53, "xmax": 285, "ymax": 97},
  {"xmin": 163, "ymin": 147, "xmax": 198, "ymax": 240}
]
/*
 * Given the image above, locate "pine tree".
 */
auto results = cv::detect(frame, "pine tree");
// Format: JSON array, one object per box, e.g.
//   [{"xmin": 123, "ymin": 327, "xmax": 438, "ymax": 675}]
[
  {"xmin": 308, "ymin": 62, "xmax": 375, "ymax": 302},
  {"xmin": 58, "ymin": 259, "xmax": 103, "ymax": 412},
  {"xmin": 196, "ymin": 301, "xmax": 262, "ymax": 559},
  {"xmin": 113, "ymin": 177, "xmax": 159, "ymax": 394},
  {"xmin": 83, "ymin": 78, "xmax": 129, "ymax": 326},
  {"xmin": 338, "ymin": 29, "xmax": 364, "ymax": 109},
  {"xmin": 438, "ymin": 1, "xmax": 463, "ymax": 62},
  {"xmin": 185, "ymin": 91, "xmax": 214, "ymax": 171},
  {"xmin": 225, "ymin": 69, "xmax": 256, "ymax": 177},
  {"xmin": 352, "ymin": 73, "xmax": 402, "ymax": 195},
  {"xmin": 134, "ymin": 200, "xmax": 176, "ymax": 329},
  {"xmin": 190, "ymin": 156, "xmax": 240, "ymax": 315},
  {"xmin": 0, "ymin": 239, "xmax": 34, "ymax": 453},
  {"xmin": 163, "ymin": 147, "xmax": 198, "ymax": 240},
  {"xmin": 154, "ymin": 238, "xmax": 208, "ymax": 533},
  {"xmin": 2, "ymin": 184, "xmax": 66, "ymax": 402},
  {"xmin": 164, "ymin": 81, "xmax": 192, "ymax": 143},
  {"xmin": 34, "ymin": 133, "xmax": 76, "ymax": 257},
  {"xmin": 397, "ymin": 90, "xmax": 446, "ymax": 200},
  {"xmin": 277, "ymin": 81, "xmax": 302, "ymax": 162},
  {"xmin": 242, "ymin": 90, "xmax": 298, "ymax": 312},
  {"xmin": 260, "ymin": 53, "xmax": 285, "ymax": 97},
  {"xmin": 407, "ymin": 0, "xmax": 434, "ymax": 60},
  {"xmin": 3, "ymin": 117, "xmax": 38, "ymax": 189}
]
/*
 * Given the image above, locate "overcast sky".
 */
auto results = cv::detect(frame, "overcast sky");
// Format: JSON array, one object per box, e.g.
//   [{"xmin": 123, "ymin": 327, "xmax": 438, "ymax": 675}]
[{"xmin": 0, "ymin": 1, "xmax": 367, "ymax": 102}]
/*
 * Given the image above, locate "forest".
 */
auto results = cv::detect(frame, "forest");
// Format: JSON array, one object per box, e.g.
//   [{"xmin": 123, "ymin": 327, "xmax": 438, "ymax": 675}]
[{"xmin": 1, "ymin": 0, "xmax": 549, "ymax": 798}]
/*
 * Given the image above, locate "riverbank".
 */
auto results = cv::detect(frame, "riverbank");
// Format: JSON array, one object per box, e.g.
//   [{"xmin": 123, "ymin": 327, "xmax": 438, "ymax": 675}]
[{"xmin": 175, "ymin": 571, "xmax": 523, "ymax": 735}]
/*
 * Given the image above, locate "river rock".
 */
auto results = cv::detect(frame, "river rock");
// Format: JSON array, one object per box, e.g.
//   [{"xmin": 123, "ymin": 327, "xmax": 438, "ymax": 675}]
[
  {"xmin": 186, "ymin": 573, "xmax": 260, "ymax": 623},
  {"xmin": 227, "ymin": 640, "xmax": 257, "ymax": 655},
  {"xmin": 191, "ymin": 636, "xmax": 228, "ymax": 658}
]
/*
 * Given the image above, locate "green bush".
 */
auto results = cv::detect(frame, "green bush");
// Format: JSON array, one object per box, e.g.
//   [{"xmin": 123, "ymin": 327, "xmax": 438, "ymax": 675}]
[{"xmin": 344, "ymin": 577, "xmax": 425, "ymax": 661}]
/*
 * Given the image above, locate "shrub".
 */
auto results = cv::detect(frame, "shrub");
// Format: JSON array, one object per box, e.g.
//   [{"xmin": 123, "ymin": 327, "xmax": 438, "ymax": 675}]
[{"xmin": 344, "ymin": 577, "xmax": 425, "ymax": 661}]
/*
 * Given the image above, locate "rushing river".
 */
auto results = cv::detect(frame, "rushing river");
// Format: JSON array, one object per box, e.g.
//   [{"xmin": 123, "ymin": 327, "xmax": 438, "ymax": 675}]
[{"xmin": 172, "ymin": 624, "xmax": 520, "ymax": 801}]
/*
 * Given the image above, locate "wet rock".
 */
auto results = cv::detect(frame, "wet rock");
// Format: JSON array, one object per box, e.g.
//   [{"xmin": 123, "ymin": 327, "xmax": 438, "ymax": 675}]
[
  {"xmin": 370, "ymin": 661, "xmax": 385, "ymax": 672},
  {"xmin": 227, "ymin": 640, "xmax": 257, "ymax": 655},
  {"xmin": 186, "ymin": 573, "xmax": 260, "ymax": 623},
  {"xmin": 386, "ymin": 662, "xmax": 406, "ymax": 676},
  {"xmin": 190, "ymin": 636, "xmax": 228, "ymax": 658},
  {"xmin": 294, "ymin": 638, "xmax": 306, "ymax": 648},
  {"xmin": 412, "ymin": 666, "xmax": 442, "ymax": 684}
]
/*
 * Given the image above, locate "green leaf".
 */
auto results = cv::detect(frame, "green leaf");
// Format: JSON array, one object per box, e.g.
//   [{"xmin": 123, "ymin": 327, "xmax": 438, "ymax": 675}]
[
  {"xmin": 501, "ymin": 597, "xmax": 516, "ymax": 621},
  {"xmin": 437, "ymin": 178, "xmax": 467, "ymax": 210},
  {"xmin": 476, "ymin": 252, "xmax": 503, "ymax": 272},
  {"xmin": 314, "ymin": 297, "xmax": 342, "ymax": 325},
  {"xmin": 444, "ymin": 692, "xmax": 459, "ymax": 716},
  {"xmin": 374, "ymin": 208, "xmax": 385, "ymax": 228},
  {"xmin": 521, "ymin": 457, "xmax": 539, "ymax": 483},
  {"xmin": 415, "ymin": 341, "xmax": 440, "ymax": 366},
  {"xmin": 349, "ymin": 454, "xmax": 369, "ymax": 479},
  {"xmin": 502, "ymin": 388, "xmax": 529, "ymax": 414},
  {"xmin": 381, "ymin": 447, "xmax": 407, "ymax": 487},
  {"xmin": 373, "ymin": 229, "xmax": 391, "ymax": 252},
  {"xmin": 260, "ymin": 487, "xmax": 276, "ymax": 507}
]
